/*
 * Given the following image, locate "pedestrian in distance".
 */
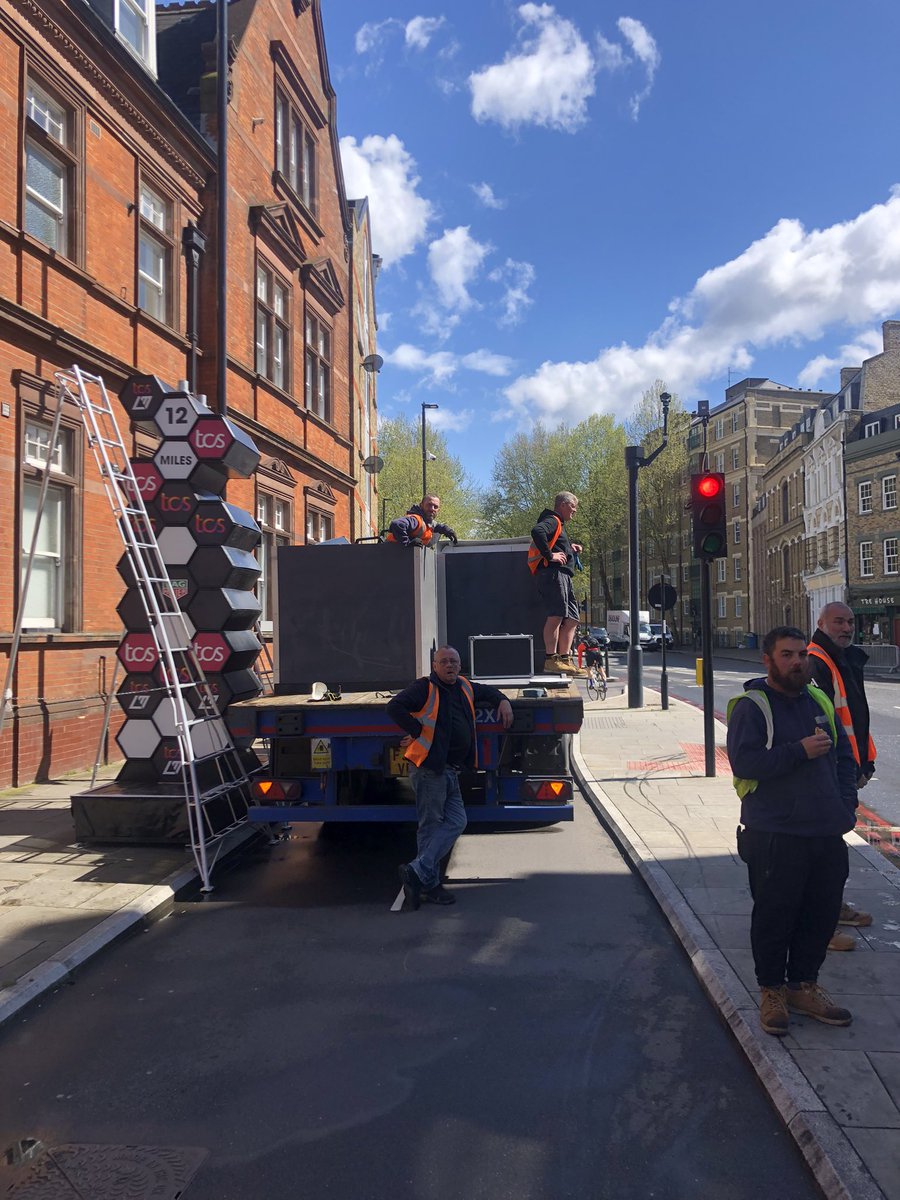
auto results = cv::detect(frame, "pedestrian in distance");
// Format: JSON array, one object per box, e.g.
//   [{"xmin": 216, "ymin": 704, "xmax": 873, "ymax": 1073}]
[
  {"xmin": 808, "ymin": 601, "xmax": 877, "ymax": 950},
  {"xmin": 528, "ymin": 492, "xmax": 583, "ymax": 676},
  {"xmin": 386, "ymin": 494, "xmax": 458, "ymax": 546},
  {"xmin": 726, "ymin": 626, "xmax": 857, "ymax": 1037},
  {"xmin": 387, "ymin": 645, "xmax": 513, "ymax": 909}
]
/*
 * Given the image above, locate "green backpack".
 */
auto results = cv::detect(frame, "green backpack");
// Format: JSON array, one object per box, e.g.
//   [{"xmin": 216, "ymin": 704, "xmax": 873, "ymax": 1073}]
[{"xmin": 725, "ymin": 682, "xmax": 837, "ymax": 799}]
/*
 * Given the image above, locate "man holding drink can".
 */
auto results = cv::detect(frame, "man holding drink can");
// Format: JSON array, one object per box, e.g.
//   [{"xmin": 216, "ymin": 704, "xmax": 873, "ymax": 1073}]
[{"xmin": 726, "ymin": 627, "xmax": 858, "ymax": 1037}]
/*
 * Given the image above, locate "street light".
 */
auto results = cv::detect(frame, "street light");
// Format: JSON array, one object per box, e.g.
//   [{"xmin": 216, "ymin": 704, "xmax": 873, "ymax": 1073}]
[{"xmin": 421, "ymin": 402, "xmax": 438, "ymax": 498}]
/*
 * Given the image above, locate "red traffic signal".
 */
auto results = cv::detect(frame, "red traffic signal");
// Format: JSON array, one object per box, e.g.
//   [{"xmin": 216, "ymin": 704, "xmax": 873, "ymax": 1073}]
[{"xmin": 690, "ymin": 472, "xmax": 727, "ymax": 559}]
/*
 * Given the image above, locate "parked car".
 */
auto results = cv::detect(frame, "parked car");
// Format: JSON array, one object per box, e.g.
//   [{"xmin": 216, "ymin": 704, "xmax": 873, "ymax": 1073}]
[
  {"xmin": 588, "ymin": 626, "xmax": 609, "ymax": 648},
  {"xmin": 647, "ymin": 622, "xmax": 674, "ymax": 650}
]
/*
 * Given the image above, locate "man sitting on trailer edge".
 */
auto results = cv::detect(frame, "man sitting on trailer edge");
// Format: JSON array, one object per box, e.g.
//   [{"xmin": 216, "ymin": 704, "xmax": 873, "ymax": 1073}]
[
  {"xmin": 386, "ymin": 494, "xmax": 458, "ymax": 546},
  {"xmin": 387, "ymin": 645, "xmax": 513, "ymax": 909}
]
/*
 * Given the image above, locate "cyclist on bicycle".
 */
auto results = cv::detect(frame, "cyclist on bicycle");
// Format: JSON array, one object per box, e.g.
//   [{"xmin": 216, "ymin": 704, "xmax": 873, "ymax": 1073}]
[{"xmin": 580, "ymin": 631, "xmax": 607, "ymax": 680}]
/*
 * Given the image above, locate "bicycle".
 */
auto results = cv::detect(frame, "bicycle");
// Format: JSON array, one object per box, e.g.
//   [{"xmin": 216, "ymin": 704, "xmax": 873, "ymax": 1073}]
[{"xmin": 586, "ymin": 661, "xmax": 607, "ymax": 701}]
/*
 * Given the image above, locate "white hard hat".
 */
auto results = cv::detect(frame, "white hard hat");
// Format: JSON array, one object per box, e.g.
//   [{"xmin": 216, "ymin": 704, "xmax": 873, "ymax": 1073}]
[{"xmin": 310, "ymin": 681, "xmax": 327, "ymax": 701}]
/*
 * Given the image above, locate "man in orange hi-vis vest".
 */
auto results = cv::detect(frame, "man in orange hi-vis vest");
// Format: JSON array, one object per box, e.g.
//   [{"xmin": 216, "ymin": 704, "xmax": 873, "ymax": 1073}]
[
  {"xmin": 808, "ymin": 601, "xmax": 877, "ymax": 948},
  {"xmin": 529, "ymin": 492, "xmax": 583, "ymax": 676},
  {"xmin": 386, "ymin": 494, "xmax": 458, "ymax": 546},
  {"xmin": 387, "ymin": 646, "xmax": 512, "ymax": 909}
]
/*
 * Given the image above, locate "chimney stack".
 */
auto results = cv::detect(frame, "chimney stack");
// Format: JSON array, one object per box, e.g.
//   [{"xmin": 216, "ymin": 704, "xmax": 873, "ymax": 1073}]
[{"xmin": 883, "ymin": 320, "xmax": 900, "ymax": 352}]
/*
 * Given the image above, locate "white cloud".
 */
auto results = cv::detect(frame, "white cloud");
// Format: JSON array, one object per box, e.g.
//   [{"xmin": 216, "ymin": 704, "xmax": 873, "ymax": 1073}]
[
  {"xmin": 489, "ymin": 258, "xmax": 536, "ymax": 326},
  {"xmin": 503, "ymin": 189, "xmax": 900, "ymax": 424},
  {"xmin": 405, "ymin": 16, "xmax": 446, "ymax": 50},
  {"xmin": 427, "ymin": 226, "xmax": 493, "ymax": 311},
  {"xmin": 385, "ymin": 343, "xmax": 514, "ymax": 386},
  {"xmin": 617, "ymin": 17, "xmax": 660, "ymax": 119},
  {"xmin": 339, "ymin": 134, "xmax": 433, "ymax": 266},
  {"xmin": 798, "ymin": 329, "xmax": 886, "ymax": 387},
  {"xmin": 429, "ymin": 407, "xmax": 475, "ymax": 432},
  {"xmin": 471, "ymin": 181, "xmax": 507, "ymax": 210},
  {"xmin": 355, "ymin": 19, "xmax": 400, "ymax": 55},
  {"xmin": 468, "ymin": 4, "xmax": 597, "ymax": 133},
  {"xmin": 461, "ymin": 349, "xmax": 515, "ymax": 376}
]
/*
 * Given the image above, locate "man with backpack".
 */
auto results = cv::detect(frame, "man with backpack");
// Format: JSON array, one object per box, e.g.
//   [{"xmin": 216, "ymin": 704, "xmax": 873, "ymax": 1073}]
[
  {"xmin": 726, "ymin": 626, "xmax": 858, "ymax": 1037},
  {"xmin": 528, "ymin": 492, "xmax": 582, "ymax": 676}
]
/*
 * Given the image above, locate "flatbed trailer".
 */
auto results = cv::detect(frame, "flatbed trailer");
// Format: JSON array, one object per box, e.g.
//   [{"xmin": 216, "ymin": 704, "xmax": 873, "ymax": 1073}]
[{"xmin": 228, "ymin": 680, "xmax": 582, "ymax": 825}]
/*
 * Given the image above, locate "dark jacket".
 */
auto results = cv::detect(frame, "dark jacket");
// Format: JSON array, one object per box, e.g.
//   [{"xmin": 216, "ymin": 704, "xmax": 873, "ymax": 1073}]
[
  {"xmin": 807, "ymin": 629, "xmax": 874, "ymax": 776},
  {"xmin": 388, "ymin": 505, "xmax": 457, "ymax": 545},
  {"xmin": 387, "ymin": 672, "xmax": 507, "ymax": 772},
  {"xmin": 531, "ymin": 508, "xmax": 575, "ymax": 576},
  {"xmin": 726, "ymin": 677, "xmax": 857, "ymax": 837}
]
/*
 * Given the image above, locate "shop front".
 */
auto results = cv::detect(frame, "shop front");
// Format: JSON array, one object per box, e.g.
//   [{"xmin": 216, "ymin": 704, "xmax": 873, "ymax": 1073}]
[{"xmin": 849, "ymin": 587, "xmax": 899, "ymax": 646}]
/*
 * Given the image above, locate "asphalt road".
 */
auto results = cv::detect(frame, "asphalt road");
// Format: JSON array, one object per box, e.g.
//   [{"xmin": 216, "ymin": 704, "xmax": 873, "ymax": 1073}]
[{"xmin": 0, "ymin": 797, "xmax": 819, "ymax": 1199}]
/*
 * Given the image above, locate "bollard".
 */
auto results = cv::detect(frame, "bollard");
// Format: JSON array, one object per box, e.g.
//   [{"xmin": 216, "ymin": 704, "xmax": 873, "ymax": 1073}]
[{"xmin": 696, "ymin": 657, "xmax": 703, "ymax": 686}]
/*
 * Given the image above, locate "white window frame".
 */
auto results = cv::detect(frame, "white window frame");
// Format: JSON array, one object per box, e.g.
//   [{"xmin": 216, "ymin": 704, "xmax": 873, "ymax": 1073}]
[
  {"xmin": 138, "ymin": 183, "xmax": 171, "ymax": 322},
  {"xmin": 732, "ymin": 483, "xmax": 741, "ymax": 509},
  {"xmin": 716, "ymin": 558, "xmax": 727, "ymax": 583},
  {"xmin": 714, "ymin": 452, "xmax": 725, "ymax": 473},
  {"xmin": 733, "ymin": 519, "xmax": 741, "ymax": 545},
  {"xmin": 735, "ymin": 594, "xmax": 743, "ymax": 617},
  {"xmin": 306, "ymin": 508, "xmax": 334, "ymax": 544},
  {"xmin": 305, "ymin": 312, "xmax": 331, "ymax": 421},
  {"xmin": 255, "ymin": 262, "xmax": 291, "ymax": 389},
  {"xmin": 731, "ymin": 410, "xmax": 739, "ymax": 433},
  {"xmin": 733, "ymin": 555, "xmax": 742, "ymax": 581},
  {"xmin": 714, "ymin": 417, "xmax": 724, "ymax": 440},
  {"xmin": 731, "ymin": 447, "xmax": 739, "ymax": 470},
  {"xmin": 858, "ymin": 481, "xmax": 873, "ymax": 514},
  {"xmin": 859, "ymin": 541, "xmax": 874, "ymax": 578},
  {"xmin": 256, "ymin": 492, "xmax": 292, "ymax": 629},
  {"xmin": 24, "ymin": 80, "xmax": 73, "ymax": 256},
  {"xmin": 864, "ymin": 420, "xmax": 880, "ymax": 437},
  {"xmin": 21, "ymin": 422, "xmax": 75, "ymax": 630},
  {"xmin": 883, "ymin": 475, "xmax": 897, "ymax": 511},
  {"xmin": 114, "ymin": 0, "xmax": 157, "ymax": 72},
  {"xmin": 717, "ymin": 595, "xmax": 727, "ymax": 619},
  {"xmin": 885, "ymin": 538, "xmax": 899, "ymax": 576}
]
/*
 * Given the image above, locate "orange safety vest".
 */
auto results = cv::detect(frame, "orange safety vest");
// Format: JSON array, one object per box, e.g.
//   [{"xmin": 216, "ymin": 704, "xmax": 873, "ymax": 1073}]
[
  {"xmin": 527, "ymin": 515, "xmax": 562, "ymax": 574},
  {"xmin": 806, "ymin": 643, "xmax": 877, "ymax": 768},
  {"xmin": 404, "ymin": 676, "xmax": 477, "ymax": 767},
  {"xmin": 386, "ymin": 513, "xmax": 433, "ymax": 544}
]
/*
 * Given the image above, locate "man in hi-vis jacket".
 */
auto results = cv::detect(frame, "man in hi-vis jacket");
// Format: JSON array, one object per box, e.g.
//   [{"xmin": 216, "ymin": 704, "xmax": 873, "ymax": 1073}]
[{"xmin": 387, "ymin": 646, "xmax": 512, "ymax": 909}]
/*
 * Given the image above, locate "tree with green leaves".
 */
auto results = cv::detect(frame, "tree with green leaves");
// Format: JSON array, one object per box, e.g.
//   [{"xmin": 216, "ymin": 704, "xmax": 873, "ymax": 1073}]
[{"xmin": 376, "ymin": 415, "xmax": 483, "ymax": 537}]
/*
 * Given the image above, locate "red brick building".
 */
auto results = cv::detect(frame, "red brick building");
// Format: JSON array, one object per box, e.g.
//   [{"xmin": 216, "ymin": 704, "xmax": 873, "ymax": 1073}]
[{"xmin": 0, "ymin": 0, "xmax": 368, "ymax": 785}]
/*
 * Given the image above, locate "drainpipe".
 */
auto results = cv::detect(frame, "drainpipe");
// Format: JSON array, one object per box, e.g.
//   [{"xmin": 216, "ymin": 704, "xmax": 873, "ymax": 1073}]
[
  {"xmin": 181, "ymin": 222, "xmax": 206, "ymax": 392},
  {"xmin": 215, "ymin": 0, "xmax": 229, "ymax": 415}
]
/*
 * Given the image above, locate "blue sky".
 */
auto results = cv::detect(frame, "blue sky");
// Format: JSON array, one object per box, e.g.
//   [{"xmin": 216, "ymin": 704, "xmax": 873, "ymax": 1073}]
[{"xmin": 322, "ymin": 1, "xmax": 900, "ymax": 488}]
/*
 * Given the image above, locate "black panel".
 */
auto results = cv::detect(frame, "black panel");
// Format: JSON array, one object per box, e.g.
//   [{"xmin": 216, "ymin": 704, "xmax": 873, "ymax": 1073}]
[
  {"xmin": 276, "ymin": 544, "xmax": 433, "ymax": 692},
  {"xmin": 443, "ymin": 546, "xmax": 552, "ymax": 670}
]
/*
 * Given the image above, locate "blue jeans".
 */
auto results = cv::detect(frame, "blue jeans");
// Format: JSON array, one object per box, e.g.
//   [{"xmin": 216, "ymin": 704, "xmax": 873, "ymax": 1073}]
[{"xmin": 408, "ymin": 765, "xmax": 468, "ymax": 890}]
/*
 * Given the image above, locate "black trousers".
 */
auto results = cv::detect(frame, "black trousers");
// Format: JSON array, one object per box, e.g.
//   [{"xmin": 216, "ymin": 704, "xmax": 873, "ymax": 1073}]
[{"xmin": 738, "ymin": 827, "xmax": 848, "ymax": 988}]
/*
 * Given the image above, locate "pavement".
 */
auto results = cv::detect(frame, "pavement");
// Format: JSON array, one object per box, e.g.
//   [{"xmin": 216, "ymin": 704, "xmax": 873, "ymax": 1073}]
[{"xmin": 0, "ymin": 679, "xmax": 898, "ymax": 1198}]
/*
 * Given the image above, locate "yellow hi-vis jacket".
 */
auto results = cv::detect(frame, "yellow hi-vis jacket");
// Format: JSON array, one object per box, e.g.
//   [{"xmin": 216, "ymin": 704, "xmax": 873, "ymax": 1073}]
[
  {"xmin": 404, "ymin": 677, "xmax": 477, "ymax": 767},
  {"xmin": 726, "ymin": 682, "xmax": 837, "ymax": 799}
]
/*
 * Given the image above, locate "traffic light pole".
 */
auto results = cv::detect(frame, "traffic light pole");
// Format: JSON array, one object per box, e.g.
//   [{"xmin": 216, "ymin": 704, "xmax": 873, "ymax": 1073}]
[
  {"xmin": 626, "ymin": 445, "xmax": 643, "ymax": 709},
  {"xmin": 700, "ymin": 557, "xmax": 716, "ymax": 777}
]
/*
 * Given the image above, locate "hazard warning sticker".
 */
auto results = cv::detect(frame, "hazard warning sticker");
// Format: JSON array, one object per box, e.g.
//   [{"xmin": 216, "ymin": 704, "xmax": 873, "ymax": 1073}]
[{"xmin": 310, "ymin": 737, "xmax": 332, "ymax": 770}]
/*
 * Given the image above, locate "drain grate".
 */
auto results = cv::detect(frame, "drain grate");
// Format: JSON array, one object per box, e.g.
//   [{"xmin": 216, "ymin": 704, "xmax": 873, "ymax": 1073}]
[
  {"xmin": 581, "ymin": 713, "xmax": 627, "ymax": 731},
  {"xmin": 3, "ymin": 1144, "xmax": 207, "ymax": 1199}
]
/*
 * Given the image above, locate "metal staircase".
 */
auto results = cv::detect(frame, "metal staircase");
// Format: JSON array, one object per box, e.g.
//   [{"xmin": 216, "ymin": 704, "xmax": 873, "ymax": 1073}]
[{"xmin": 56, "ymin": 365, "xmax": 258, "ymax": 891}]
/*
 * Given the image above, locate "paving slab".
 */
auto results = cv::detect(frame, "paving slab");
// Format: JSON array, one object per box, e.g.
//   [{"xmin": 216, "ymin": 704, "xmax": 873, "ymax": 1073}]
[{"xmin": 575, "ymin": 688, "xmax": 900, "ymax": 1200}]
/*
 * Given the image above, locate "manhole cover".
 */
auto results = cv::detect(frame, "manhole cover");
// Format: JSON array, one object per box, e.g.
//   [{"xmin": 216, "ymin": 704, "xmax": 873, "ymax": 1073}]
[{"xmin": 3, "ymin": 1144, "xmax": 207, "ymax": 1199}]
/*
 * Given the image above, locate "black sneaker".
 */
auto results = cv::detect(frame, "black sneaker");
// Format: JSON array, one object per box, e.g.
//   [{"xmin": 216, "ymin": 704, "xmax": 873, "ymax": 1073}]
[
  {"xmin": 398, "ymin": 864, "xmax": 422, "ymax": 910},
  {"xmin": 422, "ymin": 885, "xmax": 456, "ymax": 905}
]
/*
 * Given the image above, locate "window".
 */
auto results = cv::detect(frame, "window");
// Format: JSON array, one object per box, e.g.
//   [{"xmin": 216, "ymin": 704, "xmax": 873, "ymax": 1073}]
[
  {"xmin": 731, "ymin": 447, "xmax": 739, "ymax": 470},
  {"xmin": 733, "ymin": 483, "xmax": 741, "ymax": 509},
  {"xmin": 306, "ymin": 508, "xmax": 333, "ymax": 544},
  {"xmin": 733, "ymin": 556, "xmax": 742, "ymax": 581},
  {"xmin": 717, "ymin": 558, "xmax": 727, "ymax": 583},
  {"xmin": 681, "ymin": 563, "xmax": 688, "ymax": 583},
  {"xmin": 782, "ymin": 547, "xmax": 790, "ymax": 582},
  {"xmin": 735, "ymin": 594, "xmax": 743, "ymax": 617},
  {"xmin": 717, "ymin": 595, "xmax": 727, "ymax": 619},
  {"xmin": 886, "ymin": 538, "xmax": 899, "ymax": 576},
  {"xmin": 895, "ymin": 414, "xmax": 900, "ymax": 430},
  {"xmin": 731, "ymin": 410, "xmax": 739, "ymax": 433},
  {"xmin": 21, "ymin": 422, "xmax": 76, "ymax": 630},
  {"xmin": 138, "ymin": 183, "xmax": 172, "ymax": 322},
  {"xmin": 864, "ymin": 420, "xmax": 881, "ymax": 437},
  {"xmin": 781, "ymin": 481, "xmax": 789, "ymax": 523},
  {"xmin": 883, "ymin": 475, "xmax": 897, "ymax": 511},
  {"xmin": 305, "ymin": 313, "xmax": 331, "ymax": 420},
  {"xmin": 714, "ymin": 418, "xmax": 724, "ymax": 440},
  {"xmin": 714, "ymin": 452, "xmax": 725, "ymax": 472},
  {"xmin": 256, "ymin": 493, "xmax": 291, "ymax": 625},
  {"xmin": 858, "ymin": 481, "xmax": 873, "ymax": 514},
  {"xmin": 255, "ymin": 263, "xmax": 290, "ymax": 388},
  {"xmin": 859, "ymin": 541, "xmax": 874, "ymax": 578},
  {"xmin": 24, "ymin": 79, "xmax": 76, "ymax": 256},
  {"xmin": 275, "ymin": 91, "xmax": 317, "ymax": 213},
  {"xmin": 733, "ymin": 519, "xmax": 741, "ymax": 544},
  {"xmin": 115, "ymin": 0, "xmax": 156, "ymax": 70}
]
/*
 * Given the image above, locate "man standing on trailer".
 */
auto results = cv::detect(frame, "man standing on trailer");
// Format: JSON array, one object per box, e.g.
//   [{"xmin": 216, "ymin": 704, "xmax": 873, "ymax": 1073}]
[
  {"xmin": 386, "ymin": 494, "xmax": 458, "ymax": 545},
  {"xmin": 529, "ymin": 492, "xmax": 582, "ymax": 675},
  {"xmin": 388, "ymin": 645, "xmax": 512, "ymax": 909},
  {"xmin": 808, "ymin": 601, "xmax": 877, "ymax": 949}
]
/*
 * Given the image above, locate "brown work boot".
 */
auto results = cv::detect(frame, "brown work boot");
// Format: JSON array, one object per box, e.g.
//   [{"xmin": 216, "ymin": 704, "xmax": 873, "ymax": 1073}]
[
  {"xmin": 759, "ymin": 986, "xmax": 789, "ymax": 1037},
  {"xmin": 838, "ymin": 902, "xmax": 872, "ymax": 927},
  {"xmin": 786, "ymin": 982, "xmax": 852, "ymax": 1026},
  {"xmin": 827, "ymin": 931, "xmax": 857, "ymax": 952},
  {"xmin": 551, "ymin": 654, "xmax": 578, "ymax": 675}
]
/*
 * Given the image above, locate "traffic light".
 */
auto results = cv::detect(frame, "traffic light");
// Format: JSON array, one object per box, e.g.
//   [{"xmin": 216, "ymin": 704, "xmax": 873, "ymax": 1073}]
[{"xmin": 690, "ymin": 472, "xmax": 727, "ymax": 559}]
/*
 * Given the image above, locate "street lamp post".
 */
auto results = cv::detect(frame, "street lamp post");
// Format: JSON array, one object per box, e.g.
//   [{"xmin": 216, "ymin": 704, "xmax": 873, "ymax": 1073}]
[
  {"xmin": 625, "ymin": 392, "xmax": 671, "ymax": 709},
  {"xmin": 421, "ymin": 402, "xmax": 438, "ymax": 498}
]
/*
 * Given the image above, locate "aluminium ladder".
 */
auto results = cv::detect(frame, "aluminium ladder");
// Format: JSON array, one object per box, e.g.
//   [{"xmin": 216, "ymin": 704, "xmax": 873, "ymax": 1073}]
[{"xmin": 56, "ymin": 365, "xmax": 259, "ymax": 891}]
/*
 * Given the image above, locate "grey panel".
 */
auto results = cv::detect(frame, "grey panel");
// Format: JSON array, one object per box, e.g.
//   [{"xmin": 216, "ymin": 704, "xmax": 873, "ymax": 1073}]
[
  {"xmin": 275, "ymin": 544, "xmax": 438, "ymax": 692},
  {"xmin": 439, "ymin": 541, "xmax": 553, "ymax": 670}
]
